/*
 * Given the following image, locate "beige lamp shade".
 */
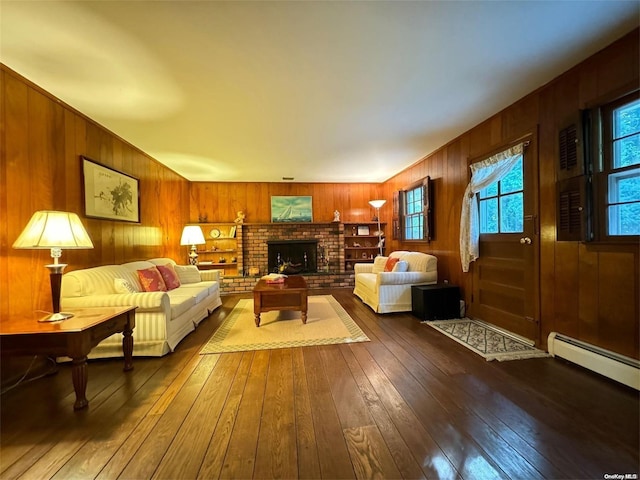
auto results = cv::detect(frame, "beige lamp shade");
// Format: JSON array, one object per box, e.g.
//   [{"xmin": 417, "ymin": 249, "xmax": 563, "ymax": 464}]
[
  {"xmin": 368, "ymin": 199, "xmax": 386, "ymax": 209},
  {"xmin": 180, "ymin": 225, "xmax": 206, "ymax": 246},
  {"xmin": 12, "ymin": 211, "xmax": 94, "ymax": 249},
  {"xmin": 368, "ymin": 200, "xmax": 386, "ymax": 256}
]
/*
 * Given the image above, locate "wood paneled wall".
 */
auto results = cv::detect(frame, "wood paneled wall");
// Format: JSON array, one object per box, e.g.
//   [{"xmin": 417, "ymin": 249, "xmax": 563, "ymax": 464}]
[
  {"xmin": 189, "ymin": 182, "xmax": 382, "ymax": 224},
  {"xmin": 0, "ymin": 66, "xmax": 190, "ymax": 319},
  {"xmin": 383, "ymin": 29, "xmax": 639, "ymax": 359}
]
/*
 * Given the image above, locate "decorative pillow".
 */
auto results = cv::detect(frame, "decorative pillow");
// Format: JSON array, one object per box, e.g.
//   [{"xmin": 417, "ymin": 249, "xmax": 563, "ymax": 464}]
[
  {"xmin": 114, "ymin": 278, "xmax": 139, "ymax": 294},
  {"xmin": 371, "ymin": 256, "xmax": 388, "ymax": 274},
  {"xmin": 156, "ymin": 264, "xmax": 181, "ymax": 290},
  {"xmin": 392, "ymin": 260, "xmax": 409, "ymax": 272},
  {"xmin": 384, "ymin": 257, "xmax": 400, "ymax": 272},
  {"xmin": 137, "ymin": 267, "xmax": 167, "ymax": 292},
  {"xmin": 174, "ymin": 265, "xmax": 202, "ymax": 284}
]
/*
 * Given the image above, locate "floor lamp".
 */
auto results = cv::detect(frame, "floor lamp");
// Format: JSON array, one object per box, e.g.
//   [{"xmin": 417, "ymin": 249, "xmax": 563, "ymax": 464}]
[
  {"xmin": 12, "ymin": 211, "xmax": 94, "ymax": 322},
  {"xmin": 368, "ymin": 199, "xmax": 386, "ymax": 256}
]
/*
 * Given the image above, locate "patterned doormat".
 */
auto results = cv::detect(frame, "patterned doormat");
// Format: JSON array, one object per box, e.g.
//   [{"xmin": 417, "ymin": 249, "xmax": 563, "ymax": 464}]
[
  {"xmin": 200, "ymin": 295, "xmax": 369, "ymax": 354},
  {"xmin": 426, "ymin": 318, "xmax": 550, "ymax": 361}
]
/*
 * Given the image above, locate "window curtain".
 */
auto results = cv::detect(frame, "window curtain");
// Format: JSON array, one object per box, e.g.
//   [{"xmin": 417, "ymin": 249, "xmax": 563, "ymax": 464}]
[{"xmin": 459, "ymin": 143, "xmax": 524, "ymax": 272}]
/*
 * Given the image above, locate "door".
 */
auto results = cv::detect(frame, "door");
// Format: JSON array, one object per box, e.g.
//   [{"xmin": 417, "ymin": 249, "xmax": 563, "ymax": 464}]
[{"xmin": 471, "ymin": 137, "xmax": 540, "ymax": 344}]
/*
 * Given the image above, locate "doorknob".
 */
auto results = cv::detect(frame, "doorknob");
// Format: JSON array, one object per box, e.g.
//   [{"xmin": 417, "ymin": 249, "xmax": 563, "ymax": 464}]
[{"xmin": 519, "ymin": 237, "xmax": 532, "ymax": 244}]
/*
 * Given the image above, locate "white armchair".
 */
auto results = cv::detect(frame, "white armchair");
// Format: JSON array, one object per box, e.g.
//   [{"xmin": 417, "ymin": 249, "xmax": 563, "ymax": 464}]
[{"xmin": 353, "ymin": 251, "xmax": 437, "ymax": 313}]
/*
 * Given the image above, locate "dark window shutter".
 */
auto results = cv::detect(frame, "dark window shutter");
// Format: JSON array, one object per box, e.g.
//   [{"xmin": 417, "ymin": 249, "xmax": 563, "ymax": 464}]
[
  {"xmin": 392, "ymin": 190, "xmax": 401, "ymax": 240},
  {"xmin": 559, "ymin": 125, "xmax": 578, "ymax": 171},
  {"xmin": 557, "ymin": 113, "xmax": 587, "ymax": 181},
  {"xmin": 422, "ymin": 176, "xmax": 433, "ymax": 242},
  {"xmin": 556, "ymin": 175, "xmax": 592, "ymax": 241}
]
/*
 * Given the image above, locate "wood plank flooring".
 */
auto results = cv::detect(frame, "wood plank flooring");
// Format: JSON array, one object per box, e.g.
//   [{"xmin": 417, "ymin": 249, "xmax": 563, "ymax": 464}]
[{"xmin": 1, "ymin": 288, "xmax": 638, "ymax": 479}]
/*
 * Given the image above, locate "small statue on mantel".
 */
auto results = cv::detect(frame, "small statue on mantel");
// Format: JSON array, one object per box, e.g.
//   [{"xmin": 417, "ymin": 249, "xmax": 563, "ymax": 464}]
[
  {"xmin": 234, "ymin": 210, "xmax": 245, "ymax": 224},
  {"xmin": 333, "ymin": 210, "xmax": 340, "ymax": 222}
]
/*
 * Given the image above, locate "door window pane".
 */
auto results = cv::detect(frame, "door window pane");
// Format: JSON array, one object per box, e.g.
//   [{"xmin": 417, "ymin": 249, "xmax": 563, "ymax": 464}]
[
  {"xmin": 500, "ymin": 193, "xmax": 524, "ymax": 233},
  {"xmin": 480, "ymin": 198, "xmax": 498, "ymax": 233},
  {"xmin": 479, "ymin": 183, "xmax": 498, "ymax": 198},
  {"xmin": 479, "ymin": 158, "xmax": 524, "ymax": 234},
  {"xmin": 500, "ymin": 158, "xmax": 523, "ymax": 194}
]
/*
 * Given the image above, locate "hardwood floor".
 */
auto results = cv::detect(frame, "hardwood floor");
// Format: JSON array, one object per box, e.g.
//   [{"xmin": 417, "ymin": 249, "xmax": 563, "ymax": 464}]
[{"xmin": 1, "ymin": 288, "xmax": 638, "ymax": 479}]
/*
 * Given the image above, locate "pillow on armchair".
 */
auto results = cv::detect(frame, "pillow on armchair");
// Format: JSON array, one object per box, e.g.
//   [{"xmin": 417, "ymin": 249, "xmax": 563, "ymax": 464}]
[
  {"xmin": 392, "ymin": 260, "xmax": 409, "ymax": 272},
  {"xmin": 384, "ymin": 257, "xmax": 401, "ymax": 271},
  {"xmin": 372, "ymin": 256, "xmax": 388, "ymax": 274}
]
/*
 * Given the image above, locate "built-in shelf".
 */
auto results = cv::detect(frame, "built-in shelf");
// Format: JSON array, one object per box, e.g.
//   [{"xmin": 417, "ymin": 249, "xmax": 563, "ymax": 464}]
[
  {"xmin": 343, "ymin": 222, "xmax": 385, "ymax": 271},
  {"xmin": 192, "ymin": 222, "xmax": 242, "ymax": 276}
]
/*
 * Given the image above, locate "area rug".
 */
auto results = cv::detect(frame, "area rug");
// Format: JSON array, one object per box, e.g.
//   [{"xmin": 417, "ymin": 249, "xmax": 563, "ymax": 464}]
[
  {"xmin": 426, "ymin": 318, "xmax": 550, "ymax": 362},
  {"xmin": 200, "ymin": 295, "xmax": 369, "ymax": 354}
]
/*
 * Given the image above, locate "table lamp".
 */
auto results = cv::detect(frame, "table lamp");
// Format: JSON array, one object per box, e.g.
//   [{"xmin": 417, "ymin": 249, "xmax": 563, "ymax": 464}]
[
  {"xmin": 180, "ymin": 225, "xmax": 206, "ymax": 265},
  {"xmin": 12, "ymin": 211, "xmax": 94, "ymax": 322},
  {"xmin": 368, "ymin": 199, "xmax": 386, "ymax": 256}
]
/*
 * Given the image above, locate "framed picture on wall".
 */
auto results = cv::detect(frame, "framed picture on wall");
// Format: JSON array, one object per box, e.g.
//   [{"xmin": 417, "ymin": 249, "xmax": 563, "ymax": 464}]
[
  {"xmin": 271, "ymin": 196, "xmax": 313, "ymax": 223},
  {"xmin": 82, "ymin": 156, "xmax": 140, "ymax": 223}
]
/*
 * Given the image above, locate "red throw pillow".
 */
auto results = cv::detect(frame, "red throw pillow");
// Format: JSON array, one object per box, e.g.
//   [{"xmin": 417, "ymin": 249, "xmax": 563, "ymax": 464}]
[
  {"xmin": 156, "ymin": 264, "xmax": 181, "ymax": 290},
  {"xmin": 384, "ymin": 257, "xmax": 400, "ymax": 272},
  {"xmin": 137, "ymin": 267, "xmax": 167, "ymax": 292}
]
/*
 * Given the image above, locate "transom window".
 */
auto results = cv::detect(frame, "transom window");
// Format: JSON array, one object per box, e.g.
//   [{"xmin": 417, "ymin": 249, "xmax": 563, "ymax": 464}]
[
  {"xmin": 479, "ymin": 157, "xmax": 524, "ymax": 234},
  {"xmin": 404, "ymin": 185, "xmax": 424, "ymax": 240}
]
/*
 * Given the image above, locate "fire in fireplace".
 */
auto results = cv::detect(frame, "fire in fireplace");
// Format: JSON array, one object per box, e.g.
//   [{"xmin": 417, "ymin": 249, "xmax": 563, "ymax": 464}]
[{"xmin": 267, "ymin": 240, "xmax": 318, "ymax": 274}]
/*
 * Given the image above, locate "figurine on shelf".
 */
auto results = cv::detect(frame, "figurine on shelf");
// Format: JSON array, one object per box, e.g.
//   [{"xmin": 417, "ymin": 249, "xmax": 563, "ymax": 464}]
[
  {"xmin": 234, "ymin": 210, "xmax": 245, "ymax": 224},
  {"xmin": 333, "ymin": 210, "xmax": 340, "ymax": 222}
]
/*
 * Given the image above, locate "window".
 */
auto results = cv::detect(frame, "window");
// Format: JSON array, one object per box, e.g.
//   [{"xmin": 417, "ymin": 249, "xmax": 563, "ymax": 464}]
[
  {"xmin": 404, "ymin": 184, "xmax": 424, "ymax": 240},
  {"xmin": 394, "ymin": 177, "xmax": 432, "ymax": 242},
  {"xmin": 479, "ymin": 157, "xmax": 524, "ymax": 234},
  {"xmin": 598, "ymin": 93, "xmax": 640, "ymax": 238}
]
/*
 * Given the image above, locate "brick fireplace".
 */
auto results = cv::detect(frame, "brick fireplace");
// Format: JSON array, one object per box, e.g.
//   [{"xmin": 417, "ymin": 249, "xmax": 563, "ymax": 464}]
[
  {"xmin": 219, "ymin": 222, "xmax": 354, "ymax": 294},
  {"xmin": 267, "ymin": 239, "xmax": 318, "ymax": 273}
]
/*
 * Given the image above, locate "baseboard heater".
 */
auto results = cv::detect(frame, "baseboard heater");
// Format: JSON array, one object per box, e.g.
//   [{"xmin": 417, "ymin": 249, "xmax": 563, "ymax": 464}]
[{"xmin": 548, "ymin": 333, "xmax": 639, "ymax": 390}]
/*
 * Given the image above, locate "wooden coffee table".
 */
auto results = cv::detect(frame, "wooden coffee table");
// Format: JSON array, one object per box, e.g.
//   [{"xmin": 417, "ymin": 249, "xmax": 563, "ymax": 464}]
[
  {"xmin": 0, "ymin": 306, "xmax": 135, "ymax": 410},
  {"xmin": 253, "ymin": 276, "xmax": 308, "ymax": 327}
]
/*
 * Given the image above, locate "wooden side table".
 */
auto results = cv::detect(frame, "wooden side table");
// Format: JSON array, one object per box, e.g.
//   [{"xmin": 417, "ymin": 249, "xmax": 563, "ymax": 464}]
[{"xmin": 0, "ymin": 306, "xmax": 136, "ymax": 410}]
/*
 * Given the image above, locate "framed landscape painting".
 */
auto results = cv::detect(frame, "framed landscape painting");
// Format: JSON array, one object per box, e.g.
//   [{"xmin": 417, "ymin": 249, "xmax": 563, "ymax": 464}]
[
  {"xmin": 82, "ymin": 156, "xmax": 140, "ymax": 223},
  {"xmin": 271, "ymin": 196, "xmax": 313, "ymax": 223}
]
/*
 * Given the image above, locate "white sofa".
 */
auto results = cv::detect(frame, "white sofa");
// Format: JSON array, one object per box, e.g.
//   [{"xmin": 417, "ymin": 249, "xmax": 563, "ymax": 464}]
[
  {"xmin": 353, "ymin": 251, "xmax": 437, "ymax": 313},
  {"xmin": 61, "ymin": 258, "xmax": 222, "ymax": 358}
]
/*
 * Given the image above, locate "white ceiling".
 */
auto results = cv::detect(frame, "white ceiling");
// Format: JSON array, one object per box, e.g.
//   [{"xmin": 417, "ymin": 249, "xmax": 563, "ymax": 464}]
[{"xmin": 1, "ymin": 1, "xmax": 638, "ymax": 183}]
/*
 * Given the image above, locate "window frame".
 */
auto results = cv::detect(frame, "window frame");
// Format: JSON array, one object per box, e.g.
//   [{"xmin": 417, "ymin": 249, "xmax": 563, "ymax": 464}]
[
  {"xmin": 593, "ymin": 91, "xmax": 640, "ymax": 242},
  {"xmin": 398, "ymin": 177, "xmax": 432, "ymax": 242}
]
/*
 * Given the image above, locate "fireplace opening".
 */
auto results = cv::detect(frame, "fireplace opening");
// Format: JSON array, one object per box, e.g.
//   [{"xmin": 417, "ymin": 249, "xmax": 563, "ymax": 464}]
[{"xmin": 268, "ymin": 240, "xmax": 318, "ymax": 274}]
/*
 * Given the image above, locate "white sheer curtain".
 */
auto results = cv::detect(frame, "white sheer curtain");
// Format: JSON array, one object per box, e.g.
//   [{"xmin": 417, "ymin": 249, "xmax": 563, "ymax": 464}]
[{"xmin": 459, "ymin": 143, "xmax": 524, "ymax": 272}]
